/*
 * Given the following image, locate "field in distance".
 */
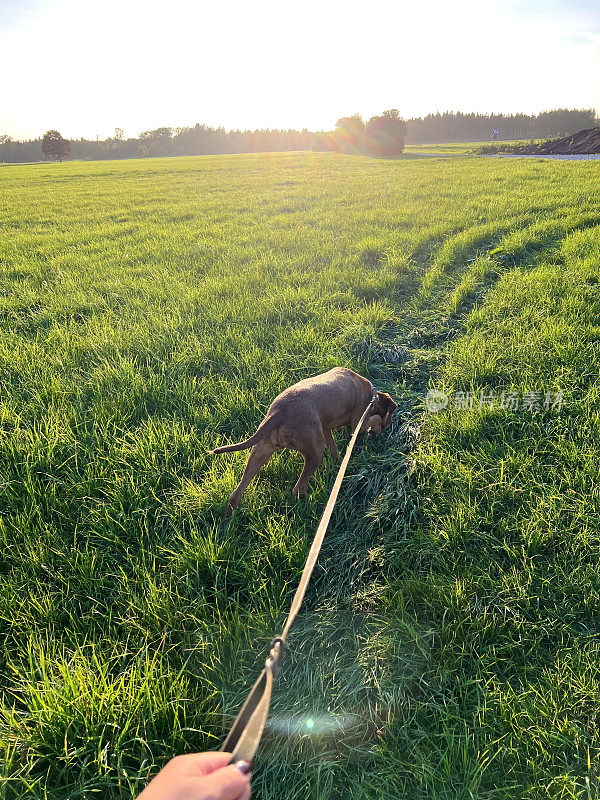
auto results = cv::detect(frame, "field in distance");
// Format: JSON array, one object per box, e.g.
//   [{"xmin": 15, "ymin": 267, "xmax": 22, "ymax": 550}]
[
  {"xmin": 1, "ymin": 152, "xmax": 599, "ymax": 799},
  {"xmin": 405, "ymin": 139, "xmax": 547, "ymax": 155}
]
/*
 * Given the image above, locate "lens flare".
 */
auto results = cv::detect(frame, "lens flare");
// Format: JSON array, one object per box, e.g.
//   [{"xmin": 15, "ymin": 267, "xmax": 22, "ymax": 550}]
[{"xmin": 265, "ymin": 713, "xmax": 362, "ymax": 737}]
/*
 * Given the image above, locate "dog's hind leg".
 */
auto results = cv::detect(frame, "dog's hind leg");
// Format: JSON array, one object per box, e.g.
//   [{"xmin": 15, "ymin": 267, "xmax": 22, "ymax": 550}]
[
  {"xmin": 224, "ymin": 441, "xmax": 274, "ymax": 519},
  {"xmin": 292, "ymin": 443, "xmax": 325, "ymax": 499}
]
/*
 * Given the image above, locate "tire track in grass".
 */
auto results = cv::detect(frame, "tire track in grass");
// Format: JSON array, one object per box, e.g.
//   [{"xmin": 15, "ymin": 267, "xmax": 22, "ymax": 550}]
[{"xmin": 361, "ymin": 215, "xmax": 600, "ymax": 541}]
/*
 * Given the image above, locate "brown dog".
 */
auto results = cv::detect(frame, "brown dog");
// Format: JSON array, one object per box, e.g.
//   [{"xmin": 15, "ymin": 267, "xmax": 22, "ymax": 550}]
[{"xmin": 210, "ymin": 367, "xmax": 397, "ymax": 518}]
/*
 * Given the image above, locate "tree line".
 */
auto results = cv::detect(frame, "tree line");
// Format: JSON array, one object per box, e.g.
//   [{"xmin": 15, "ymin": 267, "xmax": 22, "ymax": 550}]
[
  {"xmin": 0, "ymin": 126, "xmax": 316, "ymax": 163},
  {"xmin": 405, "ymin": 109, "xmax": 597, "ymax": 144},
  {"xmin": 1, "ymin": 108, "xmax": 596, "ymax": 163}
]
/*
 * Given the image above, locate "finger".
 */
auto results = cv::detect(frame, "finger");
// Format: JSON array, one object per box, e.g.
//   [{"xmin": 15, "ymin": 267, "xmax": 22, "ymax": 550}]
[
  {"xmin": 168, "ymin": 751, "xmax": 233, "ymax": 778},
  {"xmin": 238, "ymin": 786, "xmax": 251, "ymax": 800},
  {"xmin": 194, "ymin": 763, "xmax": 251, "ymax": 800}
]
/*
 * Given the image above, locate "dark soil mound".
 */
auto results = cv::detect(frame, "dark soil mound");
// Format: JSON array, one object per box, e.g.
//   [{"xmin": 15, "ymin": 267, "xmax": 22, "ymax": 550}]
[{"xmin": 502, "ymin": 127, "xmax": 600, "ymax": 155}]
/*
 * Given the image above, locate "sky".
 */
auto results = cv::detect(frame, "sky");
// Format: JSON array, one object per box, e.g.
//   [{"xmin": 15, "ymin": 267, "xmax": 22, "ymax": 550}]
[{"xmin": 1, "ymin": 0, "xmax": 598, "ymax": 140}]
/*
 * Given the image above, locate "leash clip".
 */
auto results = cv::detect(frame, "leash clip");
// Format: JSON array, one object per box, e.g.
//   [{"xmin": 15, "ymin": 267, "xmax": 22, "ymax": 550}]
[{"xmin": 265, "ymin": 636, "xmax": 286, "ymax": 678}]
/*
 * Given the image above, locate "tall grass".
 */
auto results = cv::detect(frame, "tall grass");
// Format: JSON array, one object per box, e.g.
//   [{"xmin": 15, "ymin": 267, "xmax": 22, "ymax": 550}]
[{"xmin": 1, "ymin": 152, "xmax": 599, "ymax": 798}]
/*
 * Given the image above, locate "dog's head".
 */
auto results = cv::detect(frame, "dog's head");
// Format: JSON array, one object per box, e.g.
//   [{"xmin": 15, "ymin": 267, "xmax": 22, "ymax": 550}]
[{"xmin": 373, "ymin": 391, "xmax": 397, "ymax": 429}]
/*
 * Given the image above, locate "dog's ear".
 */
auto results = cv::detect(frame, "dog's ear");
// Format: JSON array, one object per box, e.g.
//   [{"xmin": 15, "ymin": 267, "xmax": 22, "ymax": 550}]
[{"xmin": 377, "ymin": 391, "xmax": 397, "ymax": 429}]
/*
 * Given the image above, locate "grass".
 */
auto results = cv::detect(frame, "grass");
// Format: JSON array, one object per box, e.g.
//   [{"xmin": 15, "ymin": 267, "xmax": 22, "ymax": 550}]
[
  {"xmin": 0, "ymin": 151, "xmax": 599, "ymax": 799},
  {"xmin": 405, "ymin": 142, "xmax": 481, "ymax": 154},
  {"xmin": 405, "ymin": 139, "xmax": 547, "ymax": 156}
]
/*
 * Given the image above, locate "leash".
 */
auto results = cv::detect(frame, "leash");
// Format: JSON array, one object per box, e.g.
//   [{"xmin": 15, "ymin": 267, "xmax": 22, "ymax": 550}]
[{"xmin": 221, "ymin": 389, "xmax": 378, "ymax": 763}]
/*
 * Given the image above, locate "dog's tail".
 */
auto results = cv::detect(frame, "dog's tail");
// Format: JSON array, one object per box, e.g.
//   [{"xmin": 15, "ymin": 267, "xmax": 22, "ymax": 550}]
[{"xmin": 209, "ymin": 414, "xmax": 280, "ymax": 454}]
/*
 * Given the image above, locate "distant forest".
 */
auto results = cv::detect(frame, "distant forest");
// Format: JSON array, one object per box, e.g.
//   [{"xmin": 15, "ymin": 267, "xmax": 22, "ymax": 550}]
[
  {"xmin": 406, "ymin": 109, "xmax": 597, "ymax": 144},
  {"xmin": 1, "ymin": 109, "xmax": 597, "ymax": 163}
]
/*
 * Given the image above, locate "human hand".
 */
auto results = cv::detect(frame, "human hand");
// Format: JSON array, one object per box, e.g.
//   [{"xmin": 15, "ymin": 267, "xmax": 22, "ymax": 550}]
[{"xmin": 137, "ymin": 752, "xmax": 251, "ymax": 800}]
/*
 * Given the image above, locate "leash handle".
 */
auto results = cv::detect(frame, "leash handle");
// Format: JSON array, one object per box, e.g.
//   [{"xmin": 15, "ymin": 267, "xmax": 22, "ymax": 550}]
[{"xmin": 221, "ymin": 392, "xmax": 377, "ymax": 762}]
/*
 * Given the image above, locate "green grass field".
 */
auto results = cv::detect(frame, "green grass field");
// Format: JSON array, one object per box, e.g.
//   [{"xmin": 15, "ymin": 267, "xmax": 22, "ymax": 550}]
[{"xmin": 1, "ymin": 151, "xmax": 599, "ymax": 799}]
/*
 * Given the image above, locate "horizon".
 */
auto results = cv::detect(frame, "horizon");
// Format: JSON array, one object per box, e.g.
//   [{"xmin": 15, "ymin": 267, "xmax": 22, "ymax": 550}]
[
  {"xmin": 5, "ymin": 106, "xmax": 599, "ymax": 144},
  {"xmin": 1, "ymin": 0, "xmax": 599, "ymax": 141}
]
